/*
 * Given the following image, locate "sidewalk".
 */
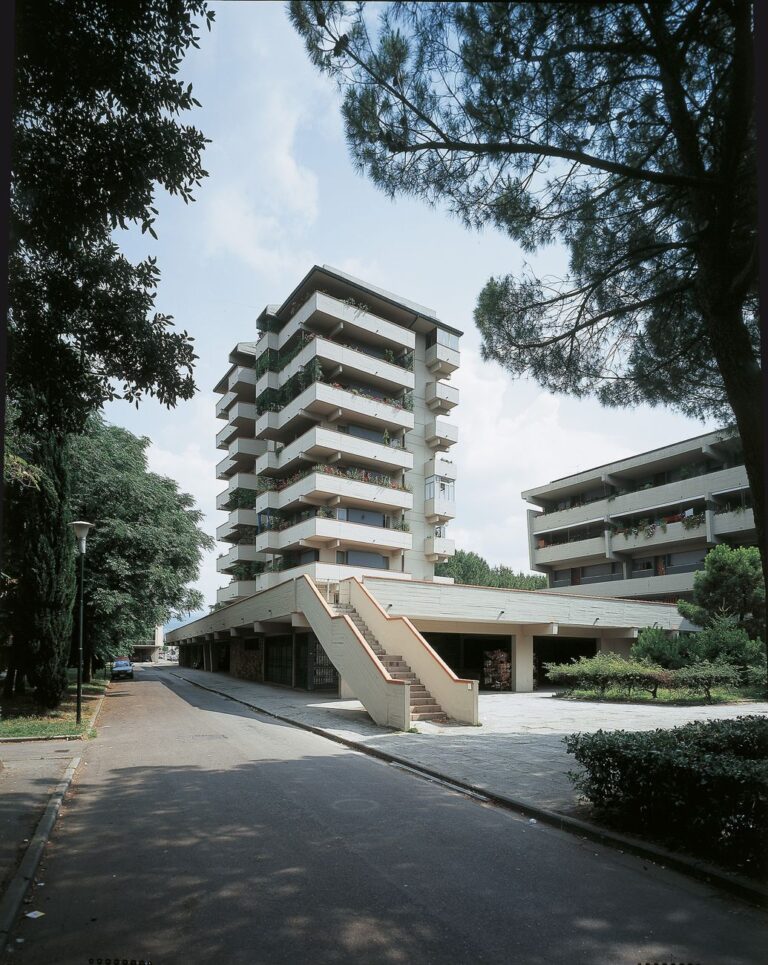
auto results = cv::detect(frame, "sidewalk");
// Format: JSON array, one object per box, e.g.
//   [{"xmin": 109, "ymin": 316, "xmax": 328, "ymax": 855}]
[
  {"xmin": 0, "ymin": 742, "xmax": 78, "ymax": 894},
  {"xmin": 168, "ymin": 668, "xmax": 768, "ymax": 816}
]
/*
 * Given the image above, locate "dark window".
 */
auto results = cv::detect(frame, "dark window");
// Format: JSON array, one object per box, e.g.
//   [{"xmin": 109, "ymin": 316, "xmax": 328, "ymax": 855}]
[
  {"xmin": 264, "ymin": 635, "xmax": 292, "ymax": 686},
  {"xmin": 337, "ymin": 550, "xmax": 389, "ymax": 569}
]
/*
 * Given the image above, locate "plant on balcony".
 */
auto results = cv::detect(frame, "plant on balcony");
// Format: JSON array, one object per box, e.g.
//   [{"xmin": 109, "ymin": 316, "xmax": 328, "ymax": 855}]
[
  {"xmin": 315, "ymin": 507, "xmax": 335, "ymax": 519},
  {"xmin": 390, "ymin": 518, "xmax": 410, "ymax": 531},
  {"xmin": 644, "ymin": 522, "xmax": 657, "ymax": 539},
  {"xmin": 682, "ymin": 512, "xmax": 706, "ymax": 530}
]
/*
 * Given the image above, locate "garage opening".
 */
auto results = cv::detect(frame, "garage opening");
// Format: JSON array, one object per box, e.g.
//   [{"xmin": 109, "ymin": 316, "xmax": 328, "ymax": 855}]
[{"xmin": 533, "ymin": 637, "xmax": 597, "ymax": 688}]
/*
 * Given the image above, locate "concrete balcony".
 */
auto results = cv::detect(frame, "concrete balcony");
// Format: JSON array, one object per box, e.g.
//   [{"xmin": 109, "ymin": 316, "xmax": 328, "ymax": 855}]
[
  {"xmin": 534, "ymin": 535, "xmax": 606, "ymax": 566},
  {"xmin": 216, "ymin": 508, "xmax": 258, "ymax": 543},
  {"xmin": 228, "ymin": 401, "xmax": 259, "ymax": 429},
  {"xmin": 215, "ymin": 390, "xmax": 238, "ymax": 420},
  {"xmin": 254, "ymin": 382, "xmax": 415, "ymax": 443},
  {"xmin": 530, "ymin": 465, "xmax": 748, "ymax": 534},
  {"xmin": 425, "ymin": 380, "xmax": 459, "ymax": 413},
  {"xmin": 551, "ymin": 570, "xmax": 698, "ymax": 600},
  {"xmin": 283, "ymin": 336, "xmax": 414, "ymax": 394},
  {"xmin": 424, "ymin": 535, "xmax": 455, "ymax": 562},
  {"xmin": 425, "ymin": 455, "xmax": 457, "ymax": 481},
  {"xmin": 216, "ymin": 439, "xmax": 264, "ymax": 480},
  {"xmin": 216, "ymin": 421, "xmax": 239, "ymax": 450},
  {"xmin": 287, "ymin": 291, "xmax": 416, "ymax": 353},
  {"xmin": 216, "ymin": 472, "xmax": 263, "ymax": 511},
  {"xmin": 712, "ymin": 508, "xmax": 756, "ymax": 539},
  {"xmin": 253, "ymin": 516, "xmax": 412, "ymax": 555},
  {"xmin": 254, "ymin": 471, "xmax": 413, "ymax": 516},
  {"xmin": 228, "ymin": 365, "xmax": 257, "ymax": 398},
  {"xmin": 426, "ymin": 343, "xmax": 459, "ymax": 377},
  {"xmin": 216, "ymin": 543, "xmax": 262, "ymax": 574},
  {"xmin": 425, "ymin": 496, "xmax": 456, "ymax": 523},
  {"xmin": 255, "ymin": 426, "xmax": 413, "ymax": 478},
  {"xmin": 612, "ymin": 518, "xmax": 706, "ymax": 553},
  {"xmin": 425, "ymin": 418, "xmax": 458, "ymax": 451},
  {"xmin": 217, "ymin": 580, "xmax": 260, "ymax": 605}
]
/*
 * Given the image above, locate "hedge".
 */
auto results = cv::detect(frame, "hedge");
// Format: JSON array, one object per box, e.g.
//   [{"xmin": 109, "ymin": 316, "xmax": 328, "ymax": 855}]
[
  {"xmin": 565, "ymin": 717, "xmax": 768, "ymax": 875},
  {"xmin": 544, "ymin": 652, "xmax": 740, "ymax": 702}
]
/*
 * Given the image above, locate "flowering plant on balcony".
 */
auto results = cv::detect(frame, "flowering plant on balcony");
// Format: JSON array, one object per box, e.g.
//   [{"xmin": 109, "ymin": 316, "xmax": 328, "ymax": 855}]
[{"xmin": 681, "ymin": 511, "xmax": 706, "ymax": 530}]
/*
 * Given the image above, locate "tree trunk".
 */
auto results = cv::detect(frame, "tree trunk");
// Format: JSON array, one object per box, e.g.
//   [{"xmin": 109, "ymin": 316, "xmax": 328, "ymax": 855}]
[{"xmin": 700, "ymin": 288, "xmax": 766, "ymax": 673}]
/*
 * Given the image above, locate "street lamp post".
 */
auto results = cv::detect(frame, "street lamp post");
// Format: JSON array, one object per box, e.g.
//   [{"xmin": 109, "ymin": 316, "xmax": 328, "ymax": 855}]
[{"xmin": 69, "ymin": 520, "xmax": 94, "ymax": 725}]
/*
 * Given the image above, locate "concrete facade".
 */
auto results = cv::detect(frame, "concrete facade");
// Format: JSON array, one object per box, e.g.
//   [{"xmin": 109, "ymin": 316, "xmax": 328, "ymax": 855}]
[
  {"xmin": 523, "ymin": 428, "xmax": 755, "ymax": 601},
  {"xmin": 214, "ymin": 265, "xmax": 460, "ymax": 605}
]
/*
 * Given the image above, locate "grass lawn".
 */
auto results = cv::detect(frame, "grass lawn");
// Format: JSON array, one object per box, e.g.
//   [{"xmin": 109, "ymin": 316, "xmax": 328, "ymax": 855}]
[
  {"xmin": 0, "ymin": 669, "xmax": 110, "ymax": 739},
  {"xmin": 554, "ymin": 685, "xmax": 767, "ymax": 705}
]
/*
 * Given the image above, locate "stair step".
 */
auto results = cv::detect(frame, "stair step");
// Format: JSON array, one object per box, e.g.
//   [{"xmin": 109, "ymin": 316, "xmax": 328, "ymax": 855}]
[
  {"xmin": 410, "ymin": 697, "xmax": 437, "ymax": 707},
  {"xmin": 410, "ymin": 711, "xmax": 447, "ymax": 722}
]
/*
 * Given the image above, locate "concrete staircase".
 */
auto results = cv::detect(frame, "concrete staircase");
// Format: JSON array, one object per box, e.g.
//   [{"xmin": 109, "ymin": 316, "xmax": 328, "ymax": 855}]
[{"xmin": 332, "ymin": 604, "xmax": 447, "ymax": 723}]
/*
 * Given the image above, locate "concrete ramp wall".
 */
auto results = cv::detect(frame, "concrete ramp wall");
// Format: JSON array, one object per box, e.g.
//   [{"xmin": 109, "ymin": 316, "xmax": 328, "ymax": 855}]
[
  {"xmin": 346, "ymin": 579, "xmax": 479, "ymax": 725},
  {"xmin": 296, "ymin": 577, "xmax": 411, "ymax": 729}
]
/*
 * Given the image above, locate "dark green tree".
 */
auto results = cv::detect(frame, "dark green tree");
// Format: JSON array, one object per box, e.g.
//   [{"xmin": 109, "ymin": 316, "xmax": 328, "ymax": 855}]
[
  {"xmin": 289, "ymin": 1, "xmax": 761, "ymax": 579},
  {"xmin": 436, "ymin": 549, "xmax": 546, "ymax": 589},
  {"xmin": 10, "ymin": 0, "xmax": 214, "ymax": 433},
  {"xmin": 67, "ymin": 417, "xmax": 214, "ymax": 676},
  {"xmin": 6, "ymin": 437, "xmax": 76, "ymax": 707},
  {"xmin": 677, "ymin": 544, "xmax": 765, "ymax": 639}
]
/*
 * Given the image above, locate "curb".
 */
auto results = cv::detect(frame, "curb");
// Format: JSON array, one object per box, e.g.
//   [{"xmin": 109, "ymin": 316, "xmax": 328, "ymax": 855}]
[
  {"xmin": 0, "ymin": 687, "xmax": 109, "ymax": 744},
  {"xmin": 0, "ymin": 756, "xmax": 82, "ymax": 943},
  {"xmin": 171, "ymin": 670, "xmax": 768, "ymax": 908}
]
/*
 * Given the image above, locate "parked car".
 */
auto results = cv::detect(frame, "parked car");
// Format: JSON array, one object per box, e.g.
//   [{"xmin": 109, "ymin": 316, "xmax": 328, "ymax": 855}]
[{"xmin": 111, "ymin": 659, "xmax": 134, "ymax": 681}]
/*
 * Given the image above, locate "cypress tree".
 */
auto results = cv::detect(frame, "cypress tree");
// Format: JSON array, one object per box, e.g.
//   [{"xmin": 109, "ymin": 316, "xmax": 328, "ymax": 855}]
[{"xmin": 12, "ymin": 436, "xmax": 76, "ymax": 708}]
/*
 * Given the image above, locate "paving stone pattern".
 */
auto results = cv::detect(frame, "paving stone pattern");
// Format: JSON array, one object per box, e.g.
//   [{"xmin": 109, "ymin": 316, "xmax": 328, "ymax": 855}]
[{"xmin": 170, "ymin": 669, "xmax": 768, "ymax": 815}]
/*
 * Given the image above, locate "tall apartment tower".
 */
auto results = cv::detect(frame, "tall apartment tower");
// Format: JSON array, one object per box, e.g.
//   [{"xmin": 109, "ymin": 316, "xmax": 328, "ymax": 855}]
[{"xmin": 214, "ymin": 266, "xmax": 460, "ymax": 605}]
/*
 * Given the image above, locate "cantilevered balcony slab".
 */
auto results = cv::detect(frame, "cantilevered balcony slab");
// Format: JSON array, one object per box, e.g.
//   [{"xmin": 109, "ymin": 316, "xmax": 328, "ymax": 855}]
[
  {"xmin": 215, "ymin": 390, "xmax": 238, "ymax": 420},
  {"xmin": 253, "ymin": 517, "xmax": 412, "ymax": 554},
  {"xmin": 287, "ymin": 291, "xmax": 416, "ymax": 352},
  {"xmin": 425, "ymin": 455, "xmax": 457, "ymax": 481},
  {"xmin": 425, "ymin": 497, "xmax": 456, "ymax": 523},
  {"xmin": 216, "ymin": 543, "xmax": 263, "ymax": 574},
  {"xmin": 425, "ymin": 418, "xmax": 458, "ymax": 451},
  {"xmin": 255, "ymin": 426, "xmax": 413, "ymax": 478},
  {"xmin": 425, "ymin": 380, "xmax": 459, "ymax": 413},
  {"xmin": 424, "ymin": 535, "xmax": 455, "ymax": 561},
  {"xmin": 228, "ymin": 364, "xmax": 257, "ymax": 398},
  {"xmin": 282, "ymin": 337, "xmax": 414, "ymax": 394},
  {"xmin": 254, "ymin": 382, "xmax": 415, "ymax": 444},
  {"xmin": 426, "ymin": 343, "xmax": 459, "ymax": 376},
  {"xmin": 216, "ymin": 421, "xmax": 239, "ymax": 450},
  {"xmin": 534, "ymin": 535, "xmax": 605, "ymax": 566},
  {"xmin": 253, "ymin": 471, "xmax": 413, "ymax": 516},
  {"xmin": 216, "ymin": 472, "xmax": 263, "ymax": 511},
  {"xmin": 216, "ymin": 508, "xmax": 258, "ymax": 543}
]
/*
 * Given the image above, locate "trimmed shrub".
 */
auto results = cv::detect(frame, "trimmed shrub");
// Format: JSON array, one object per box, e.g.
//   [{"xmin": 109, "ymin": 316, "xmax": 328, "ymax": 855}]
[
  {"xmin": 545, "ymin": 652, "xmax": 670, "ymax": 699},
  {"xmin": 565, "ymin": 717, "xmax": 768, "ymax": 875},
  {"xmin": 672, "ymin": 661, "xmax": 740, "ymax": 702}
]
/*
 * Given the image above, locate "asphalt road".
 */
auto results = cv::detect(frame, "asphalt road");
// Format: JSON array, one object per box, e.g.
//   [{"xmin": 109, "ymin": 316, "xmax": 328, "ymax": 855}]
[{"xmin": 3, "ymin": 667, "xmax": 766, "ymax": 965}]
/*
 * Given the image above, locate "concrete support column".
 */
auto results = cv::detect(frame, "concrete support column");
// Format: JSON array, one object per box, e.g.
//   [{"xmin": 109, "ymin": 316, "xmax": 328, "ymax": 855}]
[
  {"xmin": 339, "ymin": 677, "xmax": 355, "ymax": 699},
  {"xmin": 511, "ymin": 633, "xmax": 534, "ymax": 692}
]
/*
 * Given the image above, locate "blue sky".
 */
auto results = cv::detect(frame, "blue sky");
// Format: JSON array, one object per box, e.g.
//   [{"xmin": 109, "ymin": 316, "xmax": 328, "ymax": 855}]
[{"xmin": 105, "ymin": 1, "xmax": 716, "ymax": 612}]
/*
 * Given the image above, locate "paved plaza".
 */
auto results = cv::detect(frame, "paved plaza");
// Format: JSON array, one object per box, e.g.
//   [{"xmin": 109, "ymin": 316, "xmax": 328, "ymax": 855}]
[{"xmin": 168, "ymin": 668, "xmax": 768, "ymax": 814}]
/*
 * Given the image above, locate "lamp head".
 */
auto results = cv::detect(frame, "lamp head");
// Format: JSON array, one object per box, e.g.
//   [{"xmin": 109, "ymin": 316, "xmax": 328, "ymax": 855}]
[{"xmin": 70, "ymin": 520, "xmax": 94, "ymax": 554}]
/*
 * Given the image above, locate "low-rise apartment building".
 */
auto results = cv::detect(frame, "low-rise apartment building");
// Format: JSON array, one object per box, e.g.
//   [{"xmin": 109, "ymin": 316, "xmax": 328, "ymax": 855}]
[{"xmin": 523, "ymin": 429, "xmax": 755, "ymax": 601}]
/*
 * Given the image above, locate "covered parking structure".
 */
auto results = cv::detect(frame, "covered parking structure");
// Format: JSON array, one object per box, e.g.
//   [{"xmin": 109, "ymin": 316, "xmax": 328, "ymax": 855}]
[{"xmin": 167, "ymin": 576, "xmax": 686, "ymax": 698}]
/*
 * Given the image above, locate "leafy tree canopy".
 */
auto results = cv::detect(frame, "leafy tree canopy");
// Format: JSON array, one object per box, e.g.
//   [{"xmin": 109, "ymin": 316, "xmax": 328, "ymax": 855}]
[
  {"xmin": 677, "ymin": 544, "xmax": 765, "ymax": 639},
  {"xmin": 10, "ymin": 0, "xmax": 215, "ymax": 433},
  {"xmin": 290, "ymin": 0, "xmax": 762, "ymax": 577},
  {"xmin": 436, "ymin": 549, "xmax": 546, "ymax": 590},
  {"xmin": 67, "ymin": 416, "xmax": 214, "ymax": 662}
]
